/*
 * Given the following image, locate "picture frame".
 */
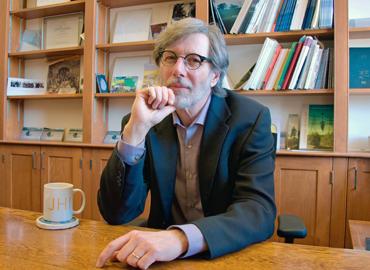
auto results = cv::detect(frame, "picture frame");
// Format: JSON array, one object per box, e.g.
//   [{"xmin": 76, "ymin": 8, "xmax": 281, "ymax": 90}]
[{"xmin": 96, "ymin": 74, "xmax": 109, "ymax": 93}]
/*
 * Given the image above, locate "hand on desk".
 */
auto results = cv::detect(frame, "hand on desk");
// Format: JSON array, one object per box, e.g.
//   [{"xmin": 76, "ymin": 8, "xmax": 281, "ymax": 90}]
[{"xmin": 96, "ymin": 229, "xmax": 188, "ymax": 269}]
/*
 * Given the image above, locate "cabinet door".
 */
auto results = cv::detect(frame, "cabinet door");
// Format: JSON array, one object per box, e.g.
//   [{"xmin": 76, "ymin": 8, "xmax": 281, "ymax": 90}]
[
  {"xmin": 0, "ymin": 146, "xmax": 8, "ymax": 207},
  {"xmin": 274, "ymin": 156, "xmax": 333, "ymax": 246},
  {"xmin": 4, "ymin": 145, "xmax": 41, "ymax": 211},
  {"xmin": 82, "ymin": 149, "xmax": 112, "ymax": 220},
  {"xmin": 346, "ymin": 158, "xmax": 370, "ymax": 247},
  {"xmin": 40, "ymin": 146, "xmax": 83, "ymax": 216}
]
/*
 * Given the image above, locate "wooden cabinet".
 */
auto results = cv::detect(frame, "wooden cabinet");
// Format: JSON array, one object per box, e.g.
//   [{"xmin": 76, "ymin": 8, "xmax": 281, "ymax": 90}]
[
  {"xmin": 0, "ymin": 146, "xmax": 9, "ymax": 207},
  {"xmin": 345, "ymin": 158, "xmax": 370, "ymax": 247},
  {"xmin": 3, "ymin": 145, "xmax": 41, "ymax": 211},
  {"xmin": 0, "ymin": 145, "xmax": 82, "ymax": 212},
  {"xmin": 274, "ymin": 156, "xmax": 333, "ymax": 246}
]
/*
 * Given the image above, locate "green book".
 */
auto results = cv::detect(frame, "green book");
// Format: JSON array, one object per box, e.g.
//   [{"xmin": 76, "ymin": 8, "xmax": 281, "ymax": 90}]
[
  {"xmin": 307, "ymin": 104, "xmax": 334, "ymax": 150},
  {"xmin": 234, "ymin": 63, "xmax": 255, "ymax": 89},
  {"xmin": 276, "ymin": 42, "xmax": 297, "ymax": 90}
]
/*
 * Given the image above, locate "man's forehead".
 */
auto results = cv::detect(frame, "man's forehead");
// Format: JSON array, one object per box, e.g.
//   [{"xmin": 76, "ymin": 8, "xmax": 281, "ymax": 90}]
[{"xmin": 165, "ymin": 33, "xmax": 210, "ymax": 55}]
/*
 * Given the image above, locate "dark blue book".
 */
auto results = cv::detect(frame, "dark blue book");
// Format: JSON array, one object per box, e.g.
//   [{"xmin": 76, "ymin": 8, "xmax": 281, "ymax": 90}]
[
  {"xmin": 215, "ymin": 1, "xmax": 244, "ymax": 33},
  {"xmin": 239, "ymin": 0, "xmax": 260, "ymax": 33},
  {"xmin": 349, "ymin": 47, "xmax": 370, "ymax": 88},
  {"xmin": 275, "ymin": 0, "xmax": 289, "ymax": 32},
  {"xmin": 283, "ymin": 0, "xmax": 297, "ymax": 31},
  {"xmin": 302, "ymin": 0, "xmax": 316, "ymax": 29}
]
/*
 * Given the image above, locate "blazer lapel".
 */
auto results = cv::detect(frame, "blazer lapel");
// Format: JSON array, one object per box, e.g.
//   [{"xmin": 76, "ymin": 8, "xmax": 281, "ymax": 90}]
[
  {"xmin": 199, "ymin": 95, "xmax": 230, "ymax": 213},
  {"xmin": 149, "ymin": 115, "xmax": 178, "ymax": 223}
]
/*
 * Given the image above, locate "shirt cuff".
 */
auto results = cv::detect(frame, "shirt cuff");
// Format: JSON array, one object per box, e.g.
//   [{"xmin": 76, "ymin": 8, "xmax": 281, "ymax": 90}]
[
  {"xmin": 117, "ymin": 139, "xmax": 145, "ymax": 165},
  {"xmin": 168, "ymin": 224, "xmax": 207, "ymax": 258}
]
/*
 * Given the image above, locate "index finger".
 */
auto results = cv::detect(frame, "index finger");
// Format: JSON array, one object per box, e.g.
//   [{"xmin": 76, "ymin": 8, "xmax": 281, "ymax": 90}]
[{"xmin": 96, "ymin": 234, "xmax": 130, "ymax": 268}]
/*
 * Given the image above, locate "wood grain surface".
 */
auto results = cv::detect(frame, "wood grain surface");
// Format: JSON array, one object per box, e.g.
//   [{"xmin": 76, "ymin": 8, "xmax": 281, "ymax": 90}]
[{"xmin": 1, "ymin": 207, "xmax": 370, "ymax": 269}]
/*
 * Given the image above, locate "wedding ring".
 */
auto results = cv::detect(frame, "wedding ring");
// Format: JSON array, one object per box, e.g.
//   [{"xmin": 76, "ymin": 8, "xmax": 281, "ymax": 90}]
[{"xmin": 131, "ymin": 252, "xmax": 141, "ymax": 260}]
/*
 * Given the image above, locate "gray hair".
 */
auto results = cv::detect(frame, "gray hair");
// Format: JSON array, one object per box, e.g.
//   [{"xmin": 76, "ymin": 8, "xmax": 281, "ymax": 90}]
[{"xmin": 153, "ymin": 18, "xmax": 229, "ymax": 96}]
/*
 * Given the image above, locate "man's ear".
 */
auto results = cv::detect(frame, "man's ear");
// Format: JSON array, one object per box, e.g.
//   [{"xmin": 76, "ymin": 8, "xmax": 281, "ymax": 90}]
[{"xmin": 210, "ymin": 70, "xmax": 221, "ymax": 87}]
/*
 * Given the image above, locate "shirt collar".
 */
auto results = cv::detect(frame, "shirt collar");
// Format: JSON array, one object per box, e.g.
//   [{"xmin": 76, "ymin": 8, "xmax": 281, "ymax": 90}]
[{"xmin": 172, "ymin": 94, "xmax": 212, "ymax": 128}]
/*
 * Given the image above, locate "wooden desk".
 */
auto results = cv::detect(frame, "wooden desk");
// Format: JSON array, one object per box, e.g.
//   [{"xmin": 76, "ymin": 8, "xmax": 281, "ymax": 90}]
[
  {"xmin": 1, "ymin": 207, "xmax": 370, "ymax": 270},
  {"xmin": 349, "ymin": 220, "xmax": 370, "ymax": 250}
]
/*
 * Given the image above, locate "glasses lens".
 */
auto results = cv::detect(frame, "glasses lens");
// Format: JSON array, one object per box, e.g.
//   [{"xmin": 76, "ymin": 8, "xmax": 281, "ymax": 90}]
[
  {"xmin": 184, "ymin": 54, "xmax": 202, "ymax": 70},
  {"xmin": 161, "ymin": 51, "xmax": 177, "ymax": 66}
]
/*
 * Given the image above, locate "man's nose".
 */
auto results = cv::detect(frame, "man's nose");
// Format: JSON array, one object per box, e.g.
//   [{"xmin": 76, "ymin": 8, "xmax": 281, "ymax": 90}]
[{"xmin": 171, "ymin": 57, "xmax": 187, "ymax": 77}]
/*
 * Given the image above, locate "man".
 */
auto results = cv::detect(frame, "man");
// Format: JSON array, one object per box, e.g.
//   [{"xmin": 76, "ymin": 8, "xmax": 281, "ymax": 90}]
[{"xmin": 96, "ymin": 18, "xmax": 276, "ymax": 270}]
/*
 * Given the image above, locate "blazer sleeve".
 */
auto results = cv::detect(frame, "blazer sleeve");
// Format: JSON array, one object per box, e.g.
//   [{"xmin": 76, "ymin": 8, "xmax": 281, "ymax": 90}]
[
  {"xmin": 192, "ymin": 107, "xmax": 276, "ymax": 258},
  {"xmin": 97, "ymin": 115, "xmax": 149, "ymax": 225}
]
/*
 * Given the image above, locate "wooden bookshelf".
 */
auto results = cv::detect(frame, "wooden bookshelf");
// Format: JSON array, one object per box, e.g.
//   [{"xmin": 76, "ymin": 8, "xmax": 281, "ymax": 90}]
[
  {"xmin": 225, "ymin": 29, "xmax": 334, "ymax": 45},
  {"xmin": 96, "ymin": 41, "xmax": 155, "ymax": 53},
  {"xmin": 100, "ymin": 0, "xmax": 174, "ymax": 8},
  {"xmin": 7, "ymin": 94, "xmax": 83, "ymax": 100},
  {"xmin": 10, "ymin": 0, "xmax": 85, "ymax": 19},
  {"xmin": 235, "ymin": 89, "xmax": 334, "ymax": 96},
  {"xmin": 349, "ymin": 88, "xmax": 370, "ymax": 95},
  {"xmin": 95, "ymin": 93, "xmax": 136, "ymax": 98},
  {"xmin": 8, "ymin": 46, "xmax": 84, "ymax": 59}
]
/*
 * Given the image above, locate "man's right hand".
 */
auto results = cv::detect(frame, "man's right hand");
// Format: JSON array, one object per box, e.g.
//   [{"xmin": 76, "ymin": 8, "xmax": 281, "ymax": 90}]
[{"xmin": 122, "ymin": 87, "xmax": 176, "ymax": 146}]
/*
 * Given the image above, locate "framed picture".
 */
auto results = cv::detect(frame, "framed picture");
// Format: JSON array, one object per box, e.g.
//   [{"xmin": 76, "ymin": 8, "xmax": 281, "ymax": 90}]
[
  {"xmin": 96, "ymin": 74, "xmax": 109, "ymax": 93},
  {"xmin": 47, "ymin": 56, "xmax": 81, "ymax": 94}
]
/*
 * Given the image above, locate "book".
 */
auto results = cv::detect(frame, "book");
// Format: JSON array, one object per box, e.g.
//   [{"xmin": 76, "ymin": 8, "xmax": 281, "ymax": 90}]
[
  {"xmin": 20, "ymin": 127, "xmax": 43, "ymax": 141},
  {"xmin": 64, "ymin": 128, "xmax": 83, "ymax": 142},
  {"xmin": 150, "ymin": 23, "xmax": 167, "ymax": 39},
  {"xmin": 47, "ymin": 56, "xmax": 81, "ymax": 94},
  {"xmin": 103, "ymin": 131, "xmax": 121, "ymax": 144},
  {"xmin": 40, "ymin": 128, "xmax": 64, "ymax": 142},
  {"xmin": 43, "ymin": 13, "xmax": 83, "ymax": 49},
  {"xmin": 96, "ymin": 74, "xmax": 109, "ymax": 93},
  {"xmin": 300, "ymin": 104, "xmax": 334, "ymax": 150},
  {"xmin": 36, "ymin": 0, "xmax": 69, "ymax": 6},
  {"xmin": 349, "ymin": 47, "xmax": 370, "ymax": 88},
  {"xmin": 7, "ymin": 77, "xmax": 46, "ymax": 96},
  {"xmin": 230, "ymin": 0, "xmax": 253, "ymax": 34},
  {"xmin": 286, "ymin": 114, "xmax": 300, "ymax": 150},
  {"xmin": 111, "ymin": 76, "xmax": 138, "ymax": 93},
  {"xmin": 234, "ymin": 63, "xmax": 255, "ymax": 89},
  {"xmin": 214, "ymin": 0, "xmax": 244, "ymax": 33},
  {"xmin": 142, "ymin": 64, "xmax": 160, "ymax": 88},
  {"xmin": 265, "ymin": 48, "xmax": 289, "ymax": 90},
  {"xmin": 171, "ymin": 2, "xmax": 196, "ymax": 22},
  {"xmin": 112, "ymin": 8, "xmax": 152, "ymax": 43},
  {"xmin": 20, "ymin": 29, "xmax": 41, "ymax": 51}
]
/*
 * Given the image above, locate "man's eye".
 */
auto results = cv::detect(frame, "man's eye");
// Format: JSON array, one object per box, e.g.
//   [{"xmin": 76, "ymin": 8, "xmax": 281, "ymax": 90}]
[
  {"xmin": 165, "ymin": 55, "xmax": 177, "ymax": 62},
  {"xmin": 186, "ymin": 56, "xmax": 201, "ymax": 64}
]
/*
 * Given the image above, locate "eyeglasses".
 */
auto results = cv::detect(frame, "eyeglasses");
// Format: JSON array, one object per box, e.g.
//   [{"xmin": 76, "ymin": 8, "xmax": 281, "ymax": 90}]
[{"xmin": 159, "ymin": 50, "xmax": 212, "ymax": 70}]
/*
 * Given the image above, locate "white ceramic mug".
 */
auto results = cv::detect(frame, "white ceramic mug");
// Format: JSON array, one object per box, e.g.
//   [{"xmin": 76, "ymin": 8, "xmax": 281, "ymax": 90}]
[{"xmin": 43, "ymin": 182, "xmax": 86, "ymax": 223}]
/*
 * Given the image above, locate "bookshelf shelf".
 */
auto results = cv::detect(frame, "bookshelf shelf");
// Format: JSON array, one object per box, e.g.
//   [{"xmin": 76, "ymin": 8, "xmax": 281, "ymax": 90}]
[
  {"xmin": 224, "ymin": 29, "xmax": 334, "ymax": 46},
  {"xmin": 100, "ymin": 0, "xmax": 173, "ymax": 8},
  {"xmin": 235, "ymin": 89, "xmax": 334, "ymax": 96},
  {"xmin": 7, "ymin": 94, "xmax": 83, "ymax": 100},
  {"xmin": 8, "ymin": 46, "xmax": 84, "ymax": 59},
  {"xmin": 95, "ymin": 93, "xmax": 135, "ymax": 98},
  {"xmin": 349, "ymin": 27, "xmax": 370, "ymax": 33},
  {"xmin": 10, "ymin": 0, "xmax": 85, "ymax": 19},
  {"xmin": 349, "ymin": 88, "xmax": 370, "ymax": 95},
  {"xmin": 96, "ymin": 41, "xmax": 155, "ymax": 53}
]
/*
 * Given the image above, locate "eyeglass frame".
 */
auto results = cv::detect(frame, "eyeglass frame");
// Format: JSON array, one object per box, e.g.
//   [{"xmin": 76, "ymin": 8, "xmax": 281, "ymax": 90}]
[{"xmin": 159, "ymin": 50, "xmax": 213, "ymax": 70}]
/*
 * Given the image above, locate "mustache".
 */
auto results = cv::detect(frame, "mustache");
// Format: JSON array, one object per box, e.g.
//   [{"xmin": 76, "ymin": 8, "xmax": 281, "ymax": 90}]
[{"xmin": 166, "ymin": 77, "xmax": 192, "ymax": 89}]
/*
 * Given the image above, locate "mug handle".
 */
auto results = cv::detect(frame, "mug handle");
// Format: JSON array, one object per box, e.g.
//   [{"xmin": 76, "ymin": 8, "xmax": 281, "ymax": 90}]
[{"xmin": 72, "ymin": 188, "xmax": 86, "ymax": 214}]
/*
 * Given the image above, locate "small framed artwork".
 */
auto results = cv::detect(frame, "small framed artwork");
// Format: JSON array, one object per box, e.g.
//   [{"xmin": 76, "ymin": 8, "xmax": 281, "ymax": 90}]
[{"xmin": 96, "ymin": 74, "xmax": 109, "ymax": 93}]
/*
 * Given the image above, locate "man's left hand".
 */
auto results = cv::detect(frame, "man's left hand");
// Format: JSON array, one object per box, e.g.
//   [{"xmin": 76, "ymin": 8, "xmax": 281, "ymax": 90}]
[{"xmin": 96, "ymin": 229, "xmax": 188, "ymax": 269}]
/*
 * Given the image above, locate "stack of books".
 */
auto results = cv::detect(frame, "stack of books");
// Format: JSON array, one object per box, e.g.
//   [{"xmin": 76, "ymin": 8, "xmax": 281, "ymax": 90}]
[
  {"xmin": 237, "ymin": 36, "xmax": 333, "ymax": 90},
  {"xmin": 210, "ymin": 0, "xmax": 334, "ymax": 34}
]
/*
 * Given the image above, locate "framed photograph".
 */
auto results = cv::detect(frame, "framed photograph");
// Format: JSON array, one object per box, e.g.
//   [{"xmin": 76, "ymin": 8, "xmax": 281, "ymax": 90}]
[
  {"xmin": 111, "ymin": 76, "xmax": 138, "ymax": 93},
  {"xmin": 64, "ymin": 128, "xmax": 83, "ymax": 142},
  {"xmin": 96, "ymin": 74, "xmax": 109, "ymax": 93},
  {"xmin": 103, "ymin": 131, "xmax": 121, "ymax": 144},
  {"xmin": 43, "ymin": 13, "xmax": 83, "ymax": 49},
  {"xmin": 20, "ymin": 127, "xmax": 43, "ymax": 141},
  {"xmin": 40, "ymin": 128, "xmax": 65, "ymax": 142},
  {"xmin": 171, "ymin": 2, "xmax": 195, "ymax": 22},
  {"xmin": 7, "ymin": 77, "xmax": 46, "ymax": 96},
  {"xmin": 47, "ymin": 56, "xmax": 81, "ymax": 94},
  {"xmin": 150, "ymin": 23, "xmax": 167, "ymax": 39}
]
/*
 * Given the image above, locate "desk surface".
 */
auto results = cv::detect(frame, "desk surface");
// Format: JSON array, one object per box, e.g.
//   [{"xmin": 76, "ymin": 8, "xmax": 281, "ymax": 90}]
[
  {"xmin": 1, "ymin": 207, "xmax": 370, "ymax": 270},
  {"xmin": 349, "ymin": 220, "xmax": 370, "ymax": 250}
]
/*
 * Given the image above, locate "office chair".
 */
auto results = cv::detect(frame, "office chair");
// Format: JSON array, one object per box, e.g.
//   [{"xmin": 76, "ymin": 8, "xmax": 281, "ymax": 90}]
[{"xmin": 272, "ymin": 129, "xmax": 307, "ymax": 243}]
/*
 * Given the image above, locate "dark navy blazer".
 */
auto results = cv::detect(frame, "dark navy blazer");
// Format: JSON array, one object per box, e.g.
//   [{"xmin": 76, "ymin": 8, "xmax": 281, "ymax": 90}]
[{"xmin": 98, "ymin": 90, "xmax": 276, "ymax": 258}]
